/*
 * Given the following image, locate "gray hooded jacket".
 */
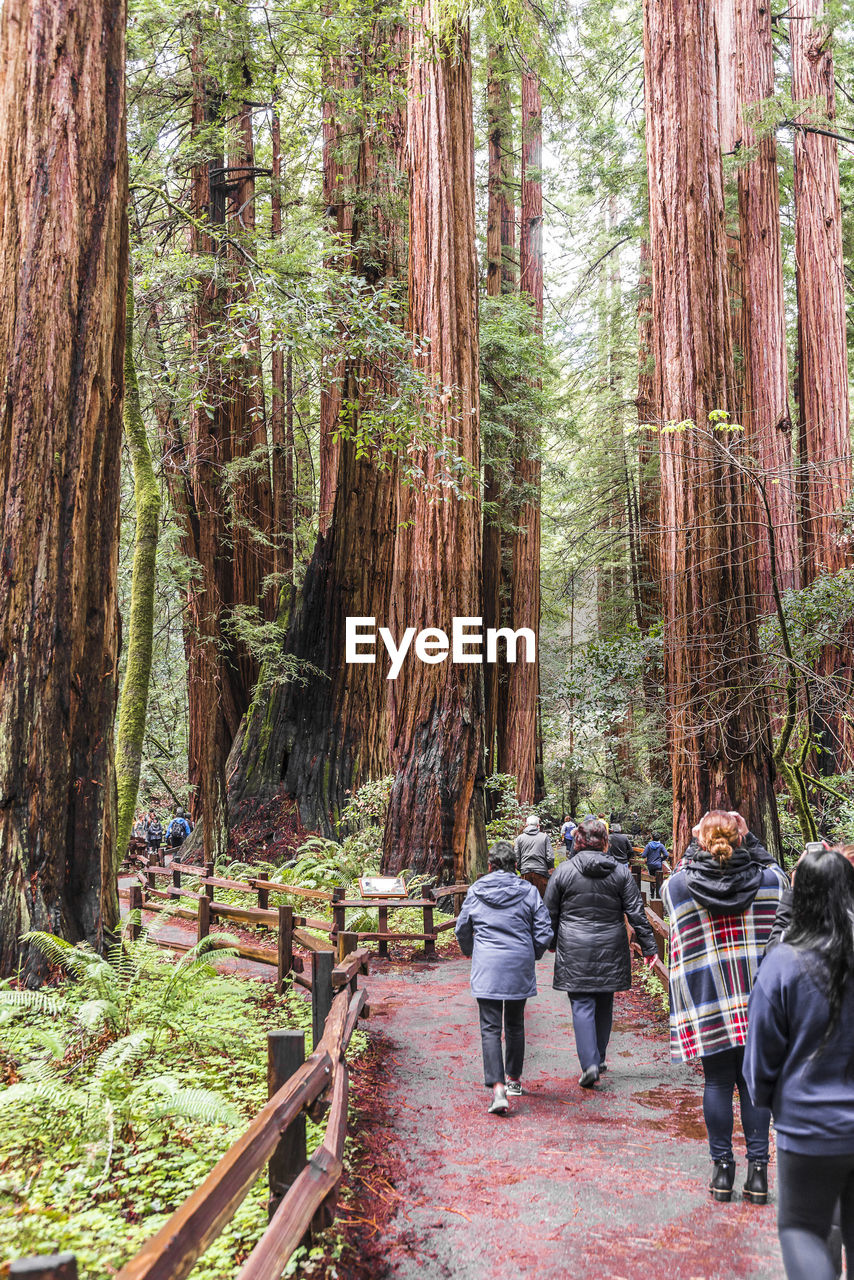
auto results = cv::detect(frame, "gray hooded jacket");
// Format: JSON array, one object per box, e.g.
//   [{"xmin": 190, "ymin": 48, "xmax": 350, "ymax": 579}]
[
  {"xmin": 455, "ymin": 871, "xmax": 554, "ymax": 1000},
  {"xmin": 514, "ymin": 824, "xmax": 554, "ymax": 876}
]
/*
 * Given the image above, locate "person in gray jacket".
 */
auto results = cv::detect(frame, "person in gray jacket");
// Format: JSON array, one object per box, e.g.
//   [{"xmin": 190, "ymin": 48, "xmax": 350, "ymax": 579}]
[
  {"xmin": 514, "ymin": 813, "xmax": 554, "ymax": 897},
  {"xmin": 455, "ymin": 842, "xmax": 554, "ymax": 1114},
  {"xmin": 545, "ymin": 817, "xmax": 658, "ymax": 1088}
]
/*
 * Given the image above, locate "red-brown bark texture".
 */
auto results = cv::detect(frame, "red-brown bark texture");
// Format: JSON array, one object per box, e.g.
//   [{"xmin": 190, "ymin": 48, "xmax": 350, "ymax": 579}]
[
  {"xmin": 736, "ymin": 0, "xmax": 798, "ymax": 605},
  {"xmin": 791, "ymin": 0, "xmax": 853, "ymax": 771},
  {"xmin": 644, "ymin": 0, "xmax": 779, "ymax": 856},
  {"xmin": 0, "ymin": 0, "xmax": 128, "ymax": 975},
  {"xmin": 500, "ymin": 68, "xmax": 543, "ymax": 806},
  {"xmin": 227, "ymin": 16, "xmax": 406, "ymax": 834},
  {"xmin": 383, "ymin": 2, "xmax": 487, "ymax": 881}
]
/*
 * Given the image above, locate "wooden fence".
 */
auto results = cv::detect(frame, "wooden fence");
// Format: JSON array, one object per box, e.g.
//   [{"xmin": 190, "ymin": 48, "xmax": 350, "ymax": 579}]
[{"xmin": 9, "ymin": 942, "xmax": 371, "ymax": 1280}]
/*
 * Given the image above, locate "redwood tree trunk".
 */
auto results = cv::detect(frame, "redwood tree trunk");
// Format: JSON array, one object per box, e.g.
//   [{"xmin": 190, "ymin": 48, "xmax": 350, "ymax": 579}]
[
  {"xmin": 482, "ymin": 43, "xmax": 515, "ymax": 779},
  {"xmin": 791, "ymin": 0, "xmax": 852, "ymax": 770},
  {"xmin": 736, "ymin": 0, "xmax": 798, "ymax": 604},
  {"xmin": 226, "ymin": 14, "xmax": 406, "ymax": 833},
  {"xmin": 635, "ymin": 239, "xmax": 661, "ymax": 625},
  {"xmin": 0, "ymin": 0, "xmax": 128, "ymax": 976},
  {"xmin": 271, "ymin": 99, "xmax": 295, "ymax": 584},
  {"xmin": 644, "ymin": 0, "xmax": 779, "ymax": 855},
  {"xmin": 500, "ymin": 66, "xmax": 543, "ymax": 805},
  {"xmin": 383, "ymin": 1, "xmax": 486, "ymax": 880}
]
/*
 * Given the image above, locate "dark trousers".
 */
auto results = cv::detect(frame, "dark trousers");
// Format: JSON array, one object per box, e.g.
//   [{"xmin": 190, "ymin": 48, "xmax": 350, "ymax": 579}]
[
  {"xmin": 477, "ymin": 998, "xmax": 526, "ymax": 1087},
  {"xmin": 777, "ymin": 1149, "xmax": 854, "ymax": 1280},
  {"xmin": 568, "ymin": 991, "xmax": 614, "ymax": 1071},
  {"xmin": 700, "ymin": 1046, "xmax": 771, "ymax": 1162},
  {"xmin": 522, "ymin": 871, "xmax": 548, "ymax": 898}
]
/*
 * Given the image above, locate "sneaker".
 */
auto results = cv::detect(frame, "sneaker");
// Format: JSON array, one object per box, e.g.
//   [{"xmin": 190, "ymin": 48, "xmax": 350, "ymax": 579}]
[
  {"xmin": 743, "ymin": 1161, "xmax": 768, "ymax": 1205},
  {"xmin": 709, "ymin": 1159, "xmax": 736, "ymax": 1202},
  {"xmin": 506, "ymin": 1079, "xmax": 523, "ymax": 1096},
  {"xmin": 488, "ymin": 1086, "xmax": 509, "ymax": 1114},
  {"xmin": 598, "ymin": 1061, "xmax": 608, "ymax": 1072},
  {"xmin": 578, "ymin": 1065, "xmax": 600, "ymax": 1089}
]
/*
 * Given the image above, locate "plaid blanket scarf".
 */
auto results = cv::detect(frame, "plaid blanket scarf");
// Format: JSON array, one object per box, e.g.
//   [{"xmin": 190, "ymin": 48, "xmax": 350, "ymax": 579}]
[{"xmin": 662, "ymin": 864, "xmax": 787, "ymax": 1062}]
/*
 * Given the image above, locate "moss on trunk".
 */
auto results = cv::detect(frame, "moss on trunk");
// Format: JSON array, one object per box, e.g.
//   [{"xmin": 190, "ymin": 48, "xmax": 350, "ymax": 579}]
[{"xmin": 115, "ymin": 281, "xmax": 161, "ymax": 858}]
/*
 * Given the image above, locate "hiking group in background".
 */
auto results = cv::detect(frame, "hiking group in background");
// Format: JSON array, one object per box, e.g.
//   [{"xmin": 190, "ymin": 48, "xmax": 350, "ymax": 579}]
[
  {"xmin": 131, "ymin": 807, "xmax": 193, "ymax": 858},
  {"xmin": 457, "ymin": 807, "xmax": 854, "ymax": 1280}
]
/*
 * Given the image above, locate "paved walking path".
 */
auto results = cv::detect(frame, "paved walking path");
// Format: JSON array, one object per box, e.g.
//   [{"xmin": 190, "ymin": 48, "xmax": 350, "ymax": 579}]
[{"xmin": 346, "ymin": 955, "xmax": 784, "ymax": 1280}]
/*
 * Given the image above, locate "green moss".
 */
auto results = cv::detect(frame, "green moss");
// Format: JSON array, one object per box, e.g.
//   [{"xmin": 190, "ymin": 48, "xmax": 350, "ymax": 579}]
[{"xmin": 115, "ymin": 281, "xmax": 161, "ymax": 859}]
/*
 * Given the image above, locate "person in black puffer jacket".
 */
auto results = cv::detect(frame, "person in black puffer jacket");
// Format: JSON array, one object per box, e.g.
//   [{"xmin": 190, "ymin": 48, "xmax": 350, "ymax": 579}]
[{"xmin": 544, "ymin": 817, "xmax": 658, "ymax": 1088}]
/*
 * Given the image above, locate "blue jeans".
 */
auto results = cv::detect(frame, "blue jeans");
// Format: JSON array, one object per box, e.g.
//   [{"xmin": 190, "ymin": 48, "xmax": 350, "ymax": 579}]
[
  {"xmin": 700, "ymin": 1046, "xmax": 771, "ymax": 1162},
  {"xmin": 568, "ymin": 992, "xmax": 614, "ymax": 1071}
]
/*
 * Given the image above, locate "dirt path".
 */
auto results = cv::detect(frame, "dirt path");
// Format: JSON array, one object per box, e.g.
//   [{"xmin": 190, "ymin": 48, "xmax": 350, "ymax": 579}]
[{"xmin": 340, "ymin": 953, "xmax": 784, "ymax": 1280}]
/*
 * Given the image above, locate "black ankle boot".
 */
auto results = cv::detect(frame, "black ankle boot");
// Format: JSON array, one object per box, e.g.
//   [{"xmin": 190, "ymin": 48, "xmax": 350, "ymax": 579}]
[
  {"xmin": 709, "ymin": 1159, "xmax": 736, "ymax": 1202},
  {"xmin": 742, "ymin": 1161, "xmax": 768, "ymax": 1204}
]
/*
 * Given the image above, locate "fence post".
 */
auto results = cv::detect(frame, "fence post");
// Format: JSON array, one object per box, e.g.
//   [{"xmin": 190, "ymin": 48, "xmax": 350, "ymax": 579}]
[
  {"xmin": 277, "ymin": 905, "xmax": 293, "ymax": 995},
  {"xmin": 254, "ymin": 878, "xmax": 269, "ymax": 912},
  {"xmin": 10, "ymin": 1255, "xmax": 78, "ymax": 1279},
  {"xmin": 146, "ymin": 862, "xmax": 156, "ymax": 895},
  {"xmin": 331, "ymin": 886, "xmax": 346, "ymax": 944},
  {"xmin": 197, "ymin": 893, "xmax": 210, "ymax": 943},
  {"xmin": 378, "ymin": 905, "xmax": 389, "ymax": 958},
  {"xmin": 423, "ymin": 888, "xmax": 436, "ymax": 959},
  {"xmin": 311, "ymin": 951, "xmax": 335, "ymax": 1049},
  {"xmin": 128, "ymin": 885, "xmax": 143, "ymax": 941},
  {"xmin": 204, "ymin": 861, "xmax": 214, "ymax": 901},
  {"xmin": 267, "ymin": 1029, "xmax": 307, "ymax": 1220},
  {"xmin": 338, "ymin": 930, "xmax": 358, "ymax": 995},
  {"xmin": 171, "ymin": 863, "xmax": 182, "ymax": 898}
]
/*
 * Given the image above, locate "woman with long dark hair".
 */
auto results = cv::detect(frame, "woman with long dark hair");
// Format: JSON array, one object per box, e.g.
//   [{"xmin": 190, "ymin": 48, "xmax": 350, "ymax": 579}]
[
  {"xmin": 662, "ymin": 810, "xmax": 787, "ymax": 1204},
  {"xmin": 545, "ymin": 817, "xmax": 657, "ymax": 1088},
  {"xmin": 745, "ymin": 846, "xmax": 854, "ymax": 1279}
]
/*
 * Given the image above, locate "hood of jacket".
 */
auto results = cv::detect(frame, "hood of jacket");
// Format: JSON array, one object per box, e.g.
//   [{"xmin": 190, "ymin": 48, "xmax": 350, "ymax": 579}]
[
  {"xmin": 472, "ymin": 871, "xmax": 531, "ymax": 910},
  {"xmin": 572, "ymin": 850, "xmax": 618, "ymax": 880},
  {"xmin": 522, "ymin": 820, "xmax": 540, "ymax": 834},
  {"xmin": 683, "ymin": 844, "xmax": 764, "ymax": 914}
]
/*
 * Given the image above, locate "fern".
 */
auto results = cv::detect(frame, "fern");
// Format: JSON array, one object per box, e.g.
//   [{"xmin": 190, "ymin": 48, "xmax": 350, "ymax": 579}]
[
  {"xmin": 0, "ymin": 987, "xmax": 62, "ymax": 1018},
  {"xmin": 131, "ymin": 1076, "xmax": 241, "ymax": 1127}
]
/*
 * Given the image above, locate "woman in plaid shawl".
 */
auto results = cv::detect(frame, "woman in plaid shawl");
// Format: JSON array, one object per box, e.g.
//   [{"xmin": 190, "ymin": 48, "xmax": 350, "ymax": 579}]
[{"xmin": 662, "ymin": 810, "xmax": 787, "ymax": 1206}]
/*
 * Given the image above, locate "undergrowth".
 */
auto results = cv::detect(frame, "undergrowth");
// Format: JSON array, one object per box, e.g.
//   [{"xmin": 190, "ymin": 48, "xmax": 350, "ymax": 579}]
[{"xmin": 0, "ymin": 923, "xmax": 332, "ymax": 1277}]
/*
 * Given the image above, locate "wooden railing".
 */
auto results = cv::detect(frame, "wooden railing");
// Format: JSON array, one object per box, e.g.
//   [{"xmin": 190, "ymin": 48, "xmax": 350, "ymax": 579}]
[
  {"xmin": 119, "ymin": 858, "xmax": 467, "ymax": 974},
  {"xmin": 10, "ymin": 944, "xmax": 370, "ymax": 1280}
]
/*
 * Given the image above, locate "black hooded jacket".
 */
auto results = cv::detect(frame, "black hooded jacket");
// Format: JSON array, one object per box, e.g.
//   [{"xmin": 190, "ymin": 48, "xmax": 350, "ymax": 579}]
[{"xmin": 544, "ymin": 850, "xmax": 657, "ymax": 992}]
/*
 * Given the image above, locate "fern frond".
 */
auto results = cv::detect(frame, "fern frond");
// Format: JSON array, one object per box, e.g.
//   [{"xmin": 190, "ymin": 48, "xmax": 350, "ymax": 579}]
[
  {"xmin": 0, "ymin": 988, "xmax": 63, "ymax": 1017},
  {"xmin": 92, "ymin": 1032, "xmax": 150, "ymax": 1080},
  {"xmin": 132, "ymin": 1076, "xmax": 240, "ymax": 1127},
  {"xmin": 0, "ymin": 1080, "xmax": 87, "ymax": 1112},
  {"xmin": 76, "ymin": 999, "xmax": 121, "ymax": 1034}
]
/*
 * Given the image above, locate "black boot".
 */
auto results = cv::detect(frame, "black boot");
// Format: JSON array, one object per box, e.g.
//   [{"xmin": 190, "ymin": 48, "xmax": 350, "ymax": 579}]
[
  {"xmin": 709, "ymin": 1159, "xmax": 736, "ymax": 1202},
  {"xmin": 742, "ymin": 1161, "xmax": 768, "ymax": 1205}
]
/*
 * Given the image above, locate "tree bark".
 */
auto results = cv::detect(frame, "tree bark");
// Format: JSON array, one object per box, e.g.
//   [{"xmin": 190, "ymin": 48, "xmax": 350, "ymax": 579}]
[
  {"xmin": 736, "ymin": 0, "xmax": 799, "ymax": 605},
  {"xmin": 271, "ymin": 98, "xmax": 295, "ymax": 585},
  {"xmin": 790, "ymin": 0, "xmax": 852, "ymax": 771},
  {"xmin": 383, "ymin": 0, "xmax": 487, "ymax": 881},
  {"xmin": 644, "ymin": 0, "xmax": 780, "ymax": 855},
  {"xmin": 226, "ymin": 14, "xmax": 406, "ymax": 833},
  {"xmin": 0, "ymin": 0, "xmax": 128, "ymax": 976},
  {"xmin": 500, "ymin": 67, "xmax": 543, "ymax": 806},
  {"xmin": 115, "ymin": 282, "xmax": 161, "ymax": 861},
  {"xmin": 482, "ymin": 43, "xmax": 515, "ymax": 780},
  {"xmin": 635, "ymin": 239, "xmax": 661, "ymax": 625}
]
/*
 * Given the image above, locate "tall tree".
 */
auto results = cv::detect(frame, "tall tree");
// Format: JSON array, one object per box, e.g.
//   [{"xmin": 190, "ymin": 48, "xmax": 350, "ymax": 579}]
[
  {"xmin": 0, "ymin": 0, "xmax": 128, "ymax": 975},
  {"xmin": 499, "ymin": 65, "xmax": 543, "ymax": 805},
  {"xmin": 483, "ymin": 42, "xmax": 516, "ymax": 779},
  {"xmin": 644, "ymin": 0, "xmax": 779, "ymax": 853},
  {"xmin": 634, "ymin": 240, "xmax": 660, "ymax": 625},
  {"xmin": 383, "ymin": 0, "xmax": 487, "ymax": 880},
  {"xmin": 227, "ymin": 11, "xmax": 406, "ymax": 831},
  {"xmin": 791, "ymin": 0, "xmax": 852, "ymax": 769},
  {"xmin": 736, "ymin": 0, "xmax": 798, "ymax": 605},
  {"xmin": 115, "ymin": 283, "xmax": 161, "ymax": 859},
  {"xmin": 270, "ymin": 94, "xmax": 295, "ymax": 584}
]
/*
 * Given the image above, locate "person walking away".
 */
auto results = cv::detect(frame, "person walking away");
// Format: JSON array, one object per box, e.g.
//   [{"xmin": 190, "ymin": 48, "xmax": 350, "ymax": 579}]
[
  {"xmin": 514, "ymin": 814, "xmax": 554, "ymax": 897},
  {"xmin": 455, "ymin": 841, "xmax": 553, "ymax": 1114},
  {"xmin": 560, "ymin": 816, "xmax": 577, "ymax": 857},
  {"xmin": 744, "ymin": 846, "xmax": 854, "ymax": 1280},
  {"xmin": 145, "ymin": 811, "xmax": 164, "ymax": 858},
  {"xmin": 607, "ymin": 823, "xmax": 634, "ymax": 864},
  {"xmin": 166, "ymin": 808, "xmax": 192, "ymax": 852},
  {"xmin": 642, "ymin": 835, "xmax": 671, "ymax": 875},
  {"xmin": 545, "ymin": 817, "xmax": 657, "ymax": 1087},
  {"xmin": 675, "ymin": 809, "xmax": 775, "ymax": 872},
  {"xmin": 662, "ymin": 810, "xmax": 787, "ymax": 1205}
]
